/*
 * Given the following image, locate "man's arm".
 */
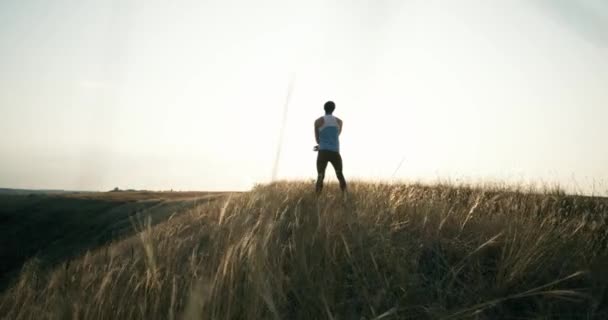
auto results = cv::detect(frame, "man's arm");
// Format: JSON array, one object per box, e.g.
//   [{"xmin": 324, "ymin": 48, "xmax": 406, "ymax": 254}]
[
  {"xmin": 337, "ymin": 118, "xmax": 343, "ymax": 135},
  {"xmin": 314, "ymin": 118, "xmax": 321, "ymax": 144}
]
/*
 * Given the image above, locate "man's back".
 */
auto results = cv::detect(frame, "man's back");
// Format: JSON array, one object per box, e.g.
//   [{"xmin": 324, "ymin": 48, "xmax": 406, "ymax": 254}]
[{"xmin": 315, "ymin": 115, "xmax": 343, "ymax": 153}]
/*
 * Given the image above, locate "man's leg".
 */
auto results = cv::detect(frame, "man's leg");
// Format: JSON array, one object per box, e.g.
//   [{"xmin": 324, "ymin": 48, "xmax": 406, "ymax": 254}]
[
  {"xmin": 330, "ymin": 152, "xmax": 347, "ymax": 192},
  {"xmin": 316, "ymin": 151, "xmax": 329, "ymax": 194}
]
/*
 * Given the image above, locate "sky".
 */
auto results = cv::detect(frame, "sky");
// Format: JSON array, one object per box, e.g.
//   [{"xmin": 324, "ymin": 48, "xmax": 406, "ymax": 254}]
[{"xmin": 1, "ymin": 0, "xmax": 607, "ymax": 194}]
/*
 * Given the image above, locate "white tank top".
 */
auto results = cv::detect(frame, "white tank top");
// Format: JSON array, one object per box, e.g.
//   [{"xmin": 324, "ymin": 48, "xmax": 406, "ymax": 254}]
[{"xmin": 318, "ymin": 115, "xmax": 340, "ymax": 152}]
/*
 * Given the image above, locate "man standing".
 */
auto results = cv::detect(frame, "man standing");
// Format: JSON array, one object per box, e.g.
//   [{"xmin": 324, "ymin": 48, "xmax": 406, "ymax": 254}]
[{"xmin": 314, "ymin": 101, "xmax": 347, "ymax": 195}]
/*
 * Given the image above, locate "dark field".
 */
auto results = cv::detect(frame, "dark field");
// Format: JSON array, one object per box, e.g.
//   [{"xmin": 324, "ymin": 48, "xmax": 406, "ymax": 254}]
[{"xmin": 0, "ymin": 191, "xmax": 228, "ymax": 291}]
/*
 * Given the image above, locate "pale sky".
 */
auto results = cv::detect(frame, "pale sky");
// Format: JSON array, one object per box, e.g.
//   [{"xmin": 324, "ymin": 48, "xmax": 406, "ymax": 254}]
[{"xmin": 1, "ymin": 0, "xmax": 607, "ymax": 194}]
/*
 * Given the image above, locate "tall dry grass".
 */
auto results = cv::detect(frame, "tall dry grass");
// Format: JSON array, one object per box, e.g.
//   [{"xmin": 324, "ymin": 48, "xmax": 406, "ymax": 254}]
[{"xmin": 1, "ymin": 181, "xmax": 607, "ymax": 319}]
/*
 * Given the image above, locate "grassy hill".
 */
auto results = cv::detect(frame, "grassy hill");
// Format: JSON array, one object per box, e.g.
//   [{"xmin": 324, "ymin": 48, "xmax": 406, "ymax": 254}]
[
  {"xmin": 0, "ymin": 191, "xmax": 227, "ymax": 291},
  {"xmin": 1, "ymin": 182, "xmax": 607, "ymax": 319}
]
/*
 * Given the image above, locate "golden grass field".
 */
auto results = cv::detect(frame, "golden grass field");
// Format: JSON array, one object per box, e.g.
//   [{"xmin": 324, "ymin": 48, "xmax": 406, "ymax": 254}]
[{"xmin": 1, "ymin": 181, "xmax": 608, "ymax": 319}]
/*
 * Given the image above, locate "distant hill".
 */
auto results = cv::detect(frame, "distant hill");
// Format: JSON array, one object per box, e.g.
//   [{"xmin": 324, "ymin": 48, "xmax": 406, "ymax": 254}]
[{"xmin": 0, "ymin": 188, "xmax": 79, "ymax": 195}]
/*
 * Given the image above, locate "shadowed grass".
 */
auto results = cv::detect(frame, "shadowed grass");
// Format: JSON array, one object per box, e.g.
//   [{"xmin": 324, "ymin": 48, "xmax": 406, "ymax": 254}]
[
  {"xmin": 0, "ymin": 192, "xmax": 226, "ymax": 291},
  {"xmin": 1, "ymin": 181, "xmax": 607, "ymax": 319}
]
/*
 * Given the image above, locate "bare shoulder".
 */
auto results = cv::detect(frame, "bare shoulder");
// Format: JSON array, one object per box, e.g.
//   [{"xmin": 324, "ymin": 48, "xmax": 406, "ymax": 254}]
[
  {"xmin": 315, "ymin": 117, "xmax": 324, "ymax": 127},
  {"xmin": 336, "ymin": 117, "xmax": 343, "ymax": 125}
]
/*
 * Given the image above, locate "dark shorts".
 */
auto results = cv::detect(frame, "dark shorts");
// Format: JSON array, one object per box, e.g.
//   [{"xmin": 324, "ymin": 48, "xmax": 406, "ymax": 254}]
[{"xmin": 317, "ymin": 150, "xmax": 343, "ymax": 174}]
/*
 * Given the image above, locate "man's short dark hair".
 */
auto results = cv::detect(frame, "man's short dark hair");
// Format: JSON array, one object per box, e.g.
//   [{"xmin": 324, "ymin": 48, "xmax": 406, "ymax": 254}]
[{"xmin": 324, "ymin": 101, "xmax": 335, "ymax": 114}]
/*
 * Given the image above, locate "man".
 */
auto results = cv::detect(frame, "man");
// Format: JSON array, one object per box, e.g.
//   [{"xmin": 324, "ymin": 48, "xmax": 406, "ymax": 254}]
[{"xmin": 314, "ymin": 101, "xmax": 347, "ymax": 195}]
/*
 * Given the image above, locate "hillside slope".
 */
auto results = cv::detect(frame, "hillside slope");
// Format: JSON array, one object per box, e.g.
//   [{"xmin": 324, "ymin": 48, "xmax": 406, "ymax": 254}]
[
  {"xmin": 0, "ymin": 191, "xmax": 227, "ymax": 291},
  {"xmin": 1, "ymin": 182, "xmax": 607, "ymax": 319}
]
